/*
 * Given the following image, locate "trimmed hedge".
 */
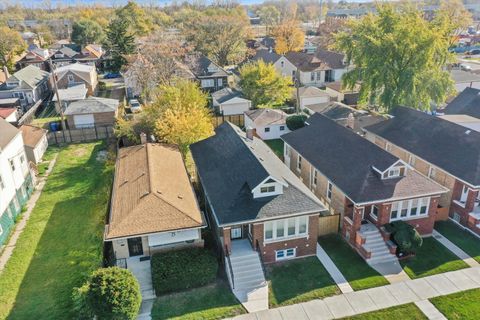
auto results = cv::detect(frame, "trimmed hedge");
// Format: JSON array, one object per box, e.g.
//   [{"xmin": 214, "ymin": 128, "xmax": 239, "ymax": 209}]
[
  {"xmin": 286, "ymin": 114, "xmax": 308, "ymax": 131},
  {"xmin": 151, "ymin": 248, "xmax": 218, "ymax": 294},
  {"xmin": 384, "ymin": 221, "xmax": 423, "ymax": 255}
]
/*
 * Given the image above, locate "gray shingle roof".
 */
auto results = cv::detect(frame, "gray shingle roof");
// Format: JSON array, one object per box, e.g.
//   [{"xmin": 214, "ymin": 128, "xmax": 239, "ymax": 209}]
[
  {"xmin": 245, "ymin": 108, "xmax": 288, "ymax": 126},
  {"xmin": 282, "ymin": 113, "xmax": 445, "ymax": 203},
  {"xmin": 285, "ymin": 49, "xmax": 345, "ymax": 72},
  {"xmin": 365, "ymin": 106, "xmax": 480, "ymax": 187},
  {"xmin": 0, "ymin": 65, "xmax": 50, "ymax": 91},
  {"xmin": 189, "ymin": 55, "xmax": 228, "ymax": 78},
  {"xmin": 250, "ymin": 49, "xmax": 281, "ymax": 64},
  {"xmin": 445, "ymin": 87, "xmax": 480, "ymax": 119},
  {"xmin": 190, "ymin": 122, "xmax": 325, "ymax": 226},
  {"xmin": 64, "ymin": 97, "xmax": 119, "ymax": 115},
  {"xmin": 212, "ymin": 87, "xmax": 244, "ymax": 104}
]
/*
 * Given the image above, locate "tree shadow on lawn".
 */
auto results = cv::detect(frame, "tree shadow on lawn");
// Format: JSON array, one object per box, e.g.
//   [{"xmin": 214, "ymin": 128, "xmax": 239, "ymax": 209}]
[{"xmin": 3, "ymin": 143, "xmax": 112, "ymax": 320}]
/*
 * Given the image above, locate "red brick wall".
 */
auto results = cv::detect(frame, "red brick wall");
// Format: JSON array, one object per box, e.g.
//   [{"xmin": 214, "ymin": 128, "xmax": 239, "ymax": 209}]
[
  {"xmin": 449, "ymin": 180, "xmax": 479, "ymax": 226},
  {"xmin": 252, "ymin": 215, "xmax": 318, "ymax": 264},
  {"xmin": 223, "ymin": 228, "xmax": 231, "ymax": 255}
]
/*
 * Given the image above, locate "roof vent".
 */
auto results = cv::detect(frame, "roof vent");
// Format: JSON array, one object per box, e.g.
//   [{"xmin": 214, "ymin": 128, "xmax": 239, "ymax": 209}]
[
  {"xmin": 157, "ymin": 190, "xmax": 162, "ymax": 194},
  {"xmin": 178, "ymin": 195, "xmax": 183, "ymax": 199},
  {"xmin": 466, "ymin": 130, "xmax": 471, "ymax": 135}
]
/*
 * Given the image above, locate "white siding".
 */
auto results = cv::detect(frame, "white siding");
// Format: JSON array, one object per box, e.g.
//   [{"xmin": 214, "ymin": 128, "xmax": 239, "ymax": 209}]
[{"xmin": 256, "ymin": 123, "xmax": 290, "ymax": 140}]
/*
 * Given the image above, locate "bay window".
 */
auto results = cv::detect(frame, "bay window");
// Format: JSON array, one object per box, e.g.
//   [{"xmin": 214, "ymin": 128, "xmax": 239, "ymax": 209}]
[
  {"xmin": 390, "ymin": 197, "xmax": 430, "ymax": 221},
  {"xmin": 264, "ymin": 216, "xmax": 309, "ymax": 241}
]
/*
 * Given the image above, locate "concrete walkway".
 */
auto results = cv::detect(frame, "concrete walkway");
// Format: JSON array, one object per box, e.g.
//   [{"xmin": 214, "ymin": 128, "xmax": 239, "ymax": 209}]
[
  {"xmin": 316, "ymin": 243, "xmax": 353, "ymax": 293},
  {"xmin": 229, "ymin": 266, "xmax": 480, "ymax": 320},
  {"xmin": 0, "ymin": 155, "xmax": 58, "ymax": 272},
  {"xmin": 370, "ymin": 260, "xmax": 410, "ymax": 283},
  {"xmin": 415, "ymin": 300, "xmax": 447, "ymax": 320},
  {"xmin": 433, "ymin": 230, "xmax": 479, "ymax": 267}
]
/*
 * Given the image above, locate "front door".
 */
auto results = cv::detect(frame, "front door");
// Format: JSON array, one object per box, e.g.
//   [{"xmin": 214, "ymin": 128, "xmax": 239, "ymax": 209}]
[
  {"xmin": 127, "ymin": 237, "xmax": 144, "ymax": 257},
  {"xmin": 231, "ymin": 227, "xmax": 242, "ymax": 240}
]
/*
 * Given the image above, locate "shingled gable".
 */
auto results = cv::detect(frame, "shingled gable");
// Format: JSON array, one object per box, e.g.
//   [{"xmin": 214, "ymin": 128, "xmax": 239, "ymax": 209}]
[
  {"xmin": 365, "ymin": 106, "xmax": 480, "ymax": 187},
  {"xmin": 190, "ymin": 122, "xmax": 325, "ymax": 226},
  {"xmin": 105, "ymin": 143, "xmax": 204, "ymax": 240},
  {"xmin": 445, "ymin": 87, "xmax": 480, "ymax": 119},
  {"xmin": 282, "ymin": 113, "xmax": 447, "ymax": 204}
]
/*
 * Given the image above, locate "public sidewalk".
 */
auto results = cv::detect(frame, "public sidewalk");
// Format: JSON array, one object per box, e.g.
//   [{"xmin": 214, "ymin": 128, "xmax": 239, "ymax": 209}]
[
  {"xmin": 0, "ymin": 156, "xmax": 58, "ymax": 272},
  {"xmin": 433, "ymin": 229, "xmax": 479, "ymax": 267},
  {"xmin": 229, "ymin": 266, "xmax": 480, "ymax": 320},
  {"xmin": 316, "ymin": 243, "xmax": 353, "ymax": 293}
]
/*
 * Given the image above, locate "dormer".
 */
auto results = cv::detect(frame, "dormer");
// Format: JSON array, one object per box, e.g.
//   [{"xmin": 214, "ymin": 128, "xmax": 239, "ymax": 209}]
[
  {"xmin": 207, "ymin": 63, "xmax": 219, "ymax": 73},
  {"xmin": 252, "ymin": 177, "xmax": 286, "ymax": 199},
  {"xmin": 372, "ymin": 160, "xmax": 408, "ymax": 180},
  {"xmin": 54, "ymin": 52, "xmax": 65, "ymax": 58}
]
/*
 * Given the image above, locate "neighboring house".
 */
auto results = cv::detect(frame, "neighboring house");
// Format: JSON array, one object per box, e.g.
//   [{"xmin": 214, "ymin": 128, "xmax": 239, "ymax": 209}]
[
  {"xmin": 19, "ymin": 125, "xmax": 48, "ymax": 164},
  {"xmin": 52, "ymin": 84, "xmax": 88, "ymax": 111},
  {"xmin": 212, "ymin": 87, "xmax": 252, "ymax": 116},
  {"xmin": 0, "ymin": 118, "xmax": 34, "ymax": 246},
  {"xmin": 104, "ymin": 143, "xmax": 205, "ymax": 261},
  {"xmin": 0, "ymin": 65, "xmax": 51, "ymax": 111},
  {"xmin": 54, "ymin": 63, "xmax": 98, "ymax": 95},
  {"xmin": 190, "ymin": 122, "xmax": 326, "ymax": 264},
  {"xmin": 50, "ymin": 46, "xmax": 79, "ymax": 67},
  {"xmin": 244, "ymin": 108, "xmax": 290, "ymax": 140},
  {"xmin": 282, "ymin": 113, "xmax": 447, "ymax": 263},
  {"xmin": 450, "ymin": 69, "xmax": 480, "ymax": 92},
  {"xmin": 285, "ymin": 49, "xmax": 347, "ymax": 87},
  {"xmin": 298, "ymin": 86, "xmax": 331, "ymax": 109},
  {"xmin": 444, "ymin": 87, "xmax": 480, "ymax": 119},
  {"xmin": 64, "ymin": 97, "xmax": 119, "ymax": 129},
  {"xmin": 304, "ymin": 102, "xmax": 387, "ymax": 135},
  {"xmin": 73, "ymin": 45, "xmax": 104, "ymax": 67},
  {"xmin": 0, "ymin": 108, "xmax": 19, "ymax": 123},
  {"xmin": 325, "ymin": 7, "xmax": 374, "ymax": 23},
  {"xmin": 16, "ymin": 47, "xmax": 51, "ymax": 71},
  {"xmin": 250, "ymin": 49, "xmax": 297, "ymax": 80},
  {"xmin": 325, "ymin": 81, "xmax": 360, "ymax": 106},
  {"xmin": 188, "ymin": 55, "xmax": 228, "ymax": 92},
  {"xmin": 364, "ymin": 106, "xmax": 480, "ymax": 235}
]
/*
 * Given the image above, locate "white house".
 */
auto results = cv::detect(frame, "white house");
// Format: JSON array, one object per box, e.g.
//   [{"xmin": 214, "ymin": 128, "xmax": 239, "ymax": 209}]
[
  {"xmin": 20, "ymin": 125, "xmax": 48, "ymax": 164},
  {"xmin": 212, "ymin": 87, "xmax": 252, "ymax": 116},
  {"xmin": 0, "ymin": 108, "xmax": 19, "ymax": 123},
  {"xmin": 297, "ymin": 86, "xmax": 331, "ymax": 109},
  {"xmin": 0, "ymin": 118, "xmax": 34, "ymax": 246},
  {"xmin": 244, "ymin": 108, "xmax": 291, "ymax": 140}
]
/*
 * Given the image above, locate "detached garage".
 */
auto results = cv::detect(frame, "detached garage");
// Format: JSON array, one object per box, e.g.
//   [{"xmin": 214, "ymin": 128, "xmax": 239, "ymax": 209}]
[
  {"xmin": 298, "ymin": 86, "xmax": 331, "ymax": 109},
  {"xmin": 64, "ymin": 97, "xmax": 119, "ymax": 129},
  {"xmin": 212, "ymin": 87, "xmax": 252, "ymax": 116}
]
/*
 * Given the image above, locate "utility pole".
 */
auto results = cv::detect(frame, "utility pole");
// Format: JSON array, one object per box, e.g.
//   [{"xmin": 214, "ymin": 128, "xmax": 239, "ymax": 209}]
[
  {"xmin": 48, "ymin": 58, "xmax": 67, "ymax": 141},
  {"xmin": 319, "ymin": 0, "xmax": 324, "ymax": 27},
  {"xmin": 295, "ymin": 67, "xmax": 300, "ymax": 115}
]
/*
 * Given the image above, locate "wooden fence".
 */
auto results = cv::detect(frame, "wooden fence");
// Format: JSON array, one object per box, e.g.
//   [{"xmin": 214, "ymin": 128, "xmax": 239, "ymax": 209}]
[
  {"xmin": 318, "ymin": 214, "xmax": 340, "ymax": 236},
  {"xmin": 47, "ymin": 125, "xmax": 115, "ymax": 145},
  {"xmin": 213, "ymin": 114, "xmax": 244, "ymax": 128}
]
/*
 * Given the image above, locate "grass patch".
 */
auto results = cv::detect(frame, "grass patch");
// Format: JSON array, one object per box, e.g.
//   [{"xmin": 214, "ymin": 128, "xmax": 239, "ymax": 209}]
[
  {"xmin": 151, "ymin": 282, "xmax": 245, "ymax": 320},
  {"xmin": 430, "ymin": 288, "xmax": 480, "ymax": 319},
  {"xmin": 265, "ymin": 139, "xmax": 284, "ymax": 159},
  {"xmin": 435, "ymin": 220, "xmax": 480, "ymax": 263},
  {"xmin": 36, "ymin": 146, "xmax": 61, "ymax": 176},
  {"xmin": 400, "ymin": 237, "xmax": 469, "ymax": 279},
  {"xmin": 343, "ymin": 303, "xmax": 427, "ymax": 319},
  {"xmin": 318, "ymin": 234, "xmax": 389, "ymax": 290},
  {"xmin": 267, "ymin": 256, "xmax": 339, "ymax": 307},
  {"xmin": 0, "ymin": 142, "xmax": 113, "ymax": 319},
  {"xmin": 30, "ymin": 116, "xmax": 61, "ymax": 129}
]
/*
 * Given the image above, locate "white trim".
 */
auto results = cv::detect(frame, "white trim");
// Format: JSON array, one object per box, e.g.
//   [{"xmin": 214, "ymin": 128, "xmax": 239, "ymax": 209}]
[
  {"xmin": 264, "ymin": 216, "xmax": 309, "ymax": 242},
  {"xmin": 275, "ymin": 247, "xmax": 296, "ymax": 261},
  {"xmin": 370, "ymin": 205, "xmax": 379, "ymax": 221},
  {"xmin": 251, "ymin": 176, "xmax": 288, "ymax": 194},
  {"xmin": 389, "ymin": 197, "xmax": 430, "ymax": 222}
]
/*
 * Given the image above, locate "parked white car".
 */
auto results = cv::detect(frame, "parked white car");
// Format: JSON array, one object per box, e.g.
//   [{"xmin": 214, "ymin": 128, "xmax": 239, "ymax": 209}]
[{"xmin": 129, "ymin": 99, "xmax": 142, "ymax": 113}]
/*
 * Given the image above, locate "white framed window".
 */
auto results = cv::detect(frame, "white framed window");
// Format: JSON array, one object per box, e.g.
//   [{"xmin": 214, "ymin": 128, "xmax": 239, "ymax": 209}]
[
  {"xmin": 327, "ymin": 181, "xmax": 333, "ymax": 200},
  {"xmin": 281, "ymin": 61, "xmax": 285, "ymax": 68},
  {"xmin": 67, "ymin": 74, "xmax": 75, "ymax": 83},
  {"xmin": 390, "ymin": 197, "xmax": 430, "ymax": 221},
  {"xmin": 20, "ymin": 155, "xmax": 25, "ymax": 164},
  {"xmin": 217, "ymin": 78, "xmax": 223, "ymax": 87},
  {"xmin": 371, "ymin": 205, "xmax": 379, "ymax": 220},
  {"xmin": 0, "ymin": 175, "xmax": 4, "ymax": 189},
  {"xmin": 264, "ymin": 127, "xmax": 270, "ymax": 132},
  {"xmin": 428, "ymin": 166, "xmax": 436, "ymax": 179},
  {"xmin": 201, "ymin": 79, "xmax": 214, "ymax": 88},
  {"xmin": 310, "ymin": 72, "xmax": 315, "ymax": 81},
  {"xmin": 387, "ymin": 168, "xmax": 400, "ymax": 178},
  {"xmin": 280, "ymin": 126, "xmax": 285, "ymax": 131},
  {"xmin": 264, "ymin": 216, "xmax": 309, "ymax": 242},
  {"xmin": 313, "ymin": 170, "xmax": 318, "ymax": 186},
  {"xmin": 284, "ymin": 144, "xmax": 290, "ymax": 157},
  {"xmin": 297, "ymin": 155, "xmax": 302, "ymax": 171},
  {"xmin": 460, "ymin": 185, "xmax": 469, "ymax": 203},
  {"xmin": 276, "ymin": 248, "xmax": 296, "ymax": 261},
  {"xmin": 408, "ymin": 155, "xmax": 416, "ymax": 166},
  {"xmin": 9, "ymin": 159, "xmax": 15, "ymax": 171},
  {"xmin": 316, "ymin": 71, "xmax": 321, "ymax": 81},
  {"xmin": 260, "ymin": 186, "xmax": 275, "ymax": 193}
]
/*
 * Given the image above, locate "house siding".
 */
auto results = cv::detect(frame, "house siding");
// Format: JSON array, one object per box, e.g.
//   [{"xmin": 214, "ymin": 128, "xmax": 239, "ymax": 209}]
[
  {"xmin": 66, "ymin": 111, "xmax": 117, "ymax": 129},
  {"xmin": 57, "ymin": 70, "xmax": 97, "ymax": 95}
]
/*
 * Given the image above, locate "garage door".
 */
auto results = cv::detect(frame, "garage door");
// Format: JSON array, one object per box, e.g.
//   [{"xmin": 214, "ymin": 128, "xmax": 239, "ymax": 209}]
[{"xmin": 73, "ymin": 114, "xmax": 94, "ymax": 128}]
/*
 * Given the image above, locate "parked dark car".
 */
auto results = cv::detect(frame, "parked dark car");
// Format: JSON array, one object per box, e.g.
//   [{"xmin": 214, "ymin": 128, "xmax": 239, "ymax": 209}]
[{"xmin": 104, "ymin": 73, "xmax": 121, "ymax": 79}]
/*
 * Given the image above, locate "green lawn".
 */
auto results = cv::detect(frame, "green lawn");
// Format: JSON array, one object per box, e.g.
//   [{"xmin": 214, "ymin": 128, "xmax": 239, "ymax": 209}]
[
  {"xmin": 36, "ymin": 146, "xmax": 60, "ymax": 176},
  {"xmin": 318, "ymin": 234, "xmax": 389, "ymax": 290},
  {"xmin": 400, "ymin": 237, "xmax": 469, "ymax": 279},
  {"xmin": 265, "ymin": 139, "xmax": 284, "ymax": 159},
  {"xmin": 0, "ymin": 142, "xmax": 113, "ymax": 319},
  {"xmin": 430, "ymin": 288, "xmax": 480, "ymax": 319},
  {"xmin": 435, "ymin": 220, "xmax": 480, "ymax": 263},
  {"xmin": 151, "ymin": 282, "xmax": 245, "ymax": 320},
  {"xmin": 343, "ymin": 303, "xmax": 427, "ymax": 319},
  {"xmin": 267, "ymin": 256, "xmax": 340, "ymax": 307}
]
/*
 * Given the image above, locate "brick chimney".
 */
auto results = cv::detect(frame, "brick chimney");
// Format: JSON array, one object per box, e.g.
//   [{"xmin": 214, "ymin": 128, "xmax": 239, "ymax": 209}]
[
  {"xmin": 346, "ymin": 113, "xmax": 355, "ymax": 129},
  {"xmin": 140, "ymin": 132, "xmax": 147, "ymax": 144}
]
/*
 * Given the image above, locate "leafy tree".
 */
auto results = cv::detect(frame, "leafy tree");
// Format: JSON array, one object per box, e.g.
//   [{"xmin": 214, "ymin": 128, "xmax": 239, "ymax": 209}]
[
  {"xmin": 257, "ymin": 6, "xmax": 281, "ymax": 35},
  {"xmin": 183, "ymin": 11, "xmax": 250, "ymax": 66},
  {"xmin": 116, "ymin": 1, "xmax": 153, "ymax": 36},
  {"xmin": 72, "ymin": 267, "xmax": 141, "ymax": 320},
  {"xmin": 273, "ymin": 19, "xmax": 305, "ymax": 54},
  {"xmin": 0, "ymin": 26, "xmax": 25, "ymax": 72},
  {"xmin": 334, "ymin": 4, "xmax": 455, "ymax": 112},
  {"xmin": 239, "ymin": 61, "xmax": 293, "ymax": 108},
  {"xmin": 104, "ymin": 18, "xmax": 136, "ymax": 72},
  {"xmin": 147, "ymin": 79, "xmax": 213, "ymax": 154},
  {"xmin": 286, "ymin": 114, "xmax": 308, "ymax": 131},
  {"xmin": 71, "ymin": 19, "xmax": 104, "ymax": 47},
  {"xmin": 433, "ymin": 0, "xmax": 472, "ymax": 47}
]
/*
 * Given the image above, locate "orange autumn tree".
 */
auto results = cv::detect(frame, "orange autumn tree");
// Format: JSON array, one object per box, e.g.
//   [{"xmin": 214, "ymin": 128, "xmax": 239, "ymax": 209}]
[{"xmin": 273, "ymin": 19, "xmax": 305, "ymax": 55}]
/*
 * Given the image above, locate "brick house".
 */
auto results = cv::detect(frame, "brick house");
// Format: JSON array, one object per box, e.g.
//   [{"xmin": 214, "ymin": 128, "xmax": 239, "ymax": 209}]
[
  {"xmin": 282, "ymin": 114, "xmax": 447, "ymax": 263},
  {"xmin": 55, "ymin": 63, "xmax": 98, "ymax": 95},
  {"xmin": 190, "ymin": 122, "xmax": 326, "ymax": 265},
  {"xmin": 364, "ymin": 106, "xmax": 480, "ymax": 235}
]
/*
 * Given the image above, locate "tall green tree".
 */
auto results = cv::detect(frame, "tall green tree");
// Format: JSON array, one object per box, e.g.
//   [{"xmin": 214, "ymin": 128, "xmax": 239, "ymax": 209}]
[
  {"xmin": 239, "ymin": 61, "xmax": 293, "ymax": 108},
  {"xmin": 104, "ymin": 18, "xmax": 136, "ymax": 72},
  {"xmin": 0, "ymin": 27, "xmax": 25, "ymax": 72},
  {"xmin": 335, "ymin": 4, "xmax": 455, "ymax": 111},
  {"xmin": 71, "ymin": 19, "xmax": 104, "ymax": 47},
  {"xmin": 257, "ymin": 6, "xmax": 281, "ymax": 35},
  {"xmin": 116, "ymin": 1, "xmax": 153, "ymax": 36}
]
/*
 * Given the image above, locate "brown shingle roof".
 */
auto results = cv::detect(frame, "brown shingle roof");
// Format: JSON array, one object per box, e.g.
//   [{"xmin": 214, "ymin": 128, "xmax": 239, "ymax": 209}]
[
  {"xmin": 105, "ymin": 143, "xmax": 204, "ymax": 240},
  {"xmin": 20, "ymin": 125, "xmax": 47, "ymax": 148},
  {"xmin": 285, "ymin": 49, "xmax": 345, "ymax": 72},
  {"xmin": 0, "ymin": 118, "xmax": 19, "ymax": 149}
]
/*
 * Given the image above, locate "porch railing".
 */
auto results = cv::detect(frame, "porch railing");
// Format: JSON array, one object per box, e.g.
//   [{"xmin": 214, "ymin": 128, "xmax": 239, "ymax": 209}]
[{"xmin": 225, "ymin": 244, "xmax": 235, "ymax": 289}]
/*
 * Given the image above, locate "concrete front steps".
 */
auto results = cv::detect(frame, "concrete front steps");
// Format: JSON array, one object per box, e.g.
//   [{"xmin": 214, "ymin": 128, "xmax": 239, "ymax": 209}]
[
  {"xmin": 361, "ymin": 227, "xmax": 397, "ymax": 265},
  {"xmin": 226, "ymin": 240, "xmax": 268, "ymax": 312}
]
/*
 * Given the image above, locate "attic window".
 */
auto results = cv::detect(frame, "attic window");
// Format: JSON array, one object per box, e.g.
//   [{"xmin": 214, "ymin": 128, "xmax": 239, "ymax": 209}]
[
  {"xmin": 261, "ymin": 186, "xmax": 275, "ymax": 193},
  {"xmin": 387, "ymin": 168, "xmax": 400, "ymax": 178}
]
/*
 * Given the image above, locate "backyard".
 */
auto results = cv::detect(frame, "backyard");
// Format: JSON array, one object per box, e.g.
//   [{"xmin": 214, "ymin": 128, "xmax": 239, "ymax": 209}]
[
  {"xmin": 400, "ymin": 237, "xmax": 469, "ymax": 279},
  {"xmin": 318, "ymin": 234, "xmax": 389, "ymax": 290},
  {"xmin": 430, "ymin": 288, "xmax": 480, "ymax": 319},
  {"xmin": 267, "ymin": 256, "xmax": 340, "ymax": 307},
  {"xmin": 265, "ymin": 139, "xmax": 284, "ymax": 159},
  {"xmin": 0, "ymin": 142, "xmax": 113, "ymax": 319},
  {"xmin": 435, "ymin": 220, "xmax": 480, "ymax": 263}
]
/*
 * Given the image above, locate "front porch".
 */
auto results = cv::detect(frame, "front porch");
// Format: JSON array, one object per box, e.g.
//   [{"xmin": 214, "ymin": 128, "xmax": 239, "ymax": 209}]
[{"xmin": 116, "ymin": 255, "xmax": 155, "ymax": 300}]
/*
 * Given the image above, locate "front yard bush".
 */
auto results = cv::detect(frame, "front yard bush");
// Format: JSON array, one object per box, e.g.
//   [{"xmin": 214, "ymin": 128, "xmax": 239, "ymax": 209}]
[
  {"xmin": 286, "ymin": 114, "xmax": 308, "ymax": 131},
  {"xmin": 151, "ymin": 248, "xmax": 218, "ymax": 294},
  {"xmin": 385, "ymin": 221, "xmax": 422, "ymax": 255}
]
